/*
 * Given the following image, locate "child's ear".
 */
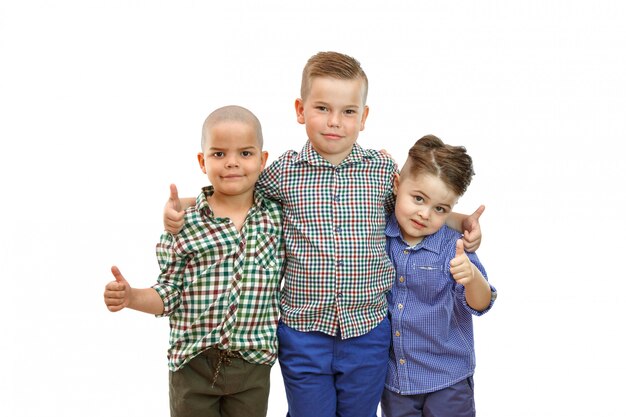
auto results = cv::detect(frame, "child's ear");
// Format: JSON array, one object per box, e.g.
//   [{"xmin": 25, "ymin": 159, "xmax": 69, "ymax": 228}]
[
  {"xmin": 360, "ymin": 105, "xmax": 369, "ymax": 131},
  {"xmin": 295, "ymin": 98, "xmax": 305, "ymax": 125},
  {"xmin": 197, "ymin": 152, "xmax": 207, "ymax": 174},
  {"xmin": 393, "ymin": 173, "xmax": 400, "ymax": 195}
]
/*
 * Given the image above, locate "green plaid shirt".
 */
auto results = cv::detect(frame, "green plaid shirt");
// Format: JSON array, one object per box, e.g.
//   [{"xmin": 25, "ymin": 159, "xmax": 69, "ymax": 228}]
[
  {"xmin": 256, "ymin": 141, "xmax": 397, "ymax": 339},
  {"xmin": 153, "ymin": 186, "xmax": 283, "ymax": 371}
]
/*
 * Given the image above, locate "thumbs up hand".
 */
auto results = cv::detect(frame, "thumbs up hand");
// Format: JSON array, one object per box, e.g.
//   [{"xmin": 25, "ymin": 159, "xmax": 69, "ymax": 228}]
[
  {"xmin": 104, "ymin": 266, "xmax": 132, "ymax": 312},
  {"xmin": 164, "ymin": 184, "xmax": 185, "ymax": 234},
  {"xmin": 450, "ymin": 239, "xmax": 475, "ymax": 286}
]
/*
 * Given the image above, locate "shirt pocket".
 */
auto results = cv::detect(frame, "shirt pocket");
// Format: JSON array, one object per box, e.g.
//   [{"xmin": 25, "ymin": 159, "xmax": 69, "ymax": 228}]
[
  {"xmin": 409, "ymin": 264, "xmax": 449, "ymax": 302},
  {"xmin": 253, "ymin": 233, "xmax": 279, "ymax": 271}
]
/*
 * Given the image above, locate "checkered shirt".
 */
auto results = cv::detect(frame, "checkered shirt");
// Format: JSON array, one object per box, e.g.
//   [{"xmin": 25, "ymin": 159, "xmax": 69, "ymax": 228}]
[
  {"xmin": 256, "ymin": 141, "xmax": 397, "ymax": 339},
  {"xmin": 384, "ymin": 216, "xmax": 496, "ymax": 394},
  {"xmin": 152, "ymin": 186, "xmax": 284, "ymax": 371}
]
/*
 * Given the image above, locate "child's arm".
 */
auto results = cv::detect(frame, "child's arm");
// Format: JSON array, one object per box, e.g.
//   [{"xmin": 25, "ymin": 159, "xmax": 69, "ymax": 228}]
[
  {"xmin": 103, "ymin": 266, "xmax": 164, "ymax": 315},
  {"xmin": 446, "ymin": 205, "xmax": 485, "ymax": 252},
  {"xmin": 164, "ymin": 184, "xmax": 194, "ymax": 235},
  {"xmin": 449, "ymin": 240, "xmax": 492, "ymax": 312}
]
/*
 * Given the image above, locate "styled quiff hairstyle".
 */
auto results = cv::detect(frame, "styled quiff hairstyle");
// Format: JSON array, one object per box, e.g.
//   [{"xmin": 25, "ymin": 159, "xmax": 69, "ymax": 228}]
[
  {"xmin": 201, "ymin": 105, "xmax": 263, "ymax": 150},
  {"xmin": 300, "ymin": 51, "xmax": 369, "ymax": 103},
  {"xmin": 400, "ymin": 135, "xmax": 475, "ymax": 197}
]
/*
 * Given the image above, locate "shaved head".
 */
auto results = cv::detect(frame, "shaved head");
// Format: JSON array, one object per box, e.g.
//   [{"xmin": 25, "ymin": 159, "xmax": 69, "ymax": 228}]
[{"xmin": 201, "ymin": 105, "xmax": 263, "ymax": 150}]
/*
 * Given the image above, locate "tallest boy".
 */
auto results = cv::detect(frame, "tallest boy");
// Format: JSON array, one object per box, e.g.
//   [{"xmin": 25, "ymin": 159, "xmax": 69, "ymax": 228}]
[{"xmin": 165, "ymin": 51, "xmax": 483, "ymax": 417}]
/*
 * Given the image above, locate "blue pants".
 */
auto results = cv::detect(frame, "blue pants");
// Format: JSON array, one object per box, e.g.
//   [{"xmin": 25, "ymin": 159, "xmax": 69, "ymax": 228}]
[
  {"xmin": 277, "ymin": 318, "xmax": 391, "ymax": 417},
  {"xmin": 380, "ymin": 377, "xmax": 476, "ymax": 417}
]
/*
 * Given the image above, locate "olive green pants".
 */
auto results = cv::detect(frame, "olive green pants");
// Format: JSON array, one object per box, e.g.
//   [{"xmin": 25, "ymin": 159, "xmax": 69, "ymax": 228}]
[{"xmin": 169, "ymin": 349, "xmax": 271, "ymax": 417}]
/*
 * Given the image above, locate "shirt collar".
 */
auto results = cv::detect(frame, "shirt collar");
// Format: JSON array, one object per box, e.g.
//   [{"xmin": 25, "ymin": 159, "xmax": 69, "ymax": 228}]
[
  {"xmin": 293, "ymin": 140, "xmax": 367, "ymax": 167},
  {"xmin": 196, "ymin": 186, "xmax": 265, "ymax": 217},
  {"xmin": 385, "ymin": 213, "xmax": 449, "ymax": 254}
]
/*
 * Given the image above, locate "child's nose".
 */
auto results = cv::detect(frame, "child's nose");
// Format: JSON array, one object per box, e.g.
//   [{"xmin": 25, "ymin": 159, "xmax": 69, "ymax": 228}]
[
  {"xmin": 225, "ymin": 156, "xmax": 239, "ymax": 167},
  {"xmin": 327, "ymin": 112, "xmax": 340, "ymax": 127}
]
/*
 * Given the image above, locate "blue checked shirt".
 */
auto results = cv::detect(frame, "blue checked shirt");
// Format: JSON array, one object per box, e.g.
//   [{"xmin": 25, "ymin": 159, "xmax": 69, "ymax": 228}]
[
  {"xmin": 256, "ymin": 141, "xmax": 397, "ymax": 339},
  {"xmin": 153, "ymin": 186, "xmax": 284, "ymax": 372},
  {"xmin": 384, "ymin": 214, "xmax": 497, "ymax": 394}
]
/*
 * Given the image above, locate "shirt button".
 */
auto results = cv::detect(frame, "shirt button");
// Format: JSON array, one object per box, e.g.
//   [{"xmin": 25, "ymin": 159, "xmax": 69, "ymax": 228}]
[
  {"xmin": 395, "ymin": 331, "xmax": 400, "ymax": 337},
  {"xmin": 335, "ymin": 226, "xmax": 342, "ymax": 233},
  {"xmin": 399, "ymin": 359, "xmax": 406, "ymax": 365},
  {"xmin": 337, "ymin": 260, "xmax": 344, "ymax": 267},
  {"xmin": 399, "ymin": 276, "xmax": 405, "ymax": 283},
  {"xmin": 398, "ymin": 303, "xmax": 403, "ymax": 309},
  {"xmin": 403, "ymin": 250, "xmax": 409, "ymax": 255}
]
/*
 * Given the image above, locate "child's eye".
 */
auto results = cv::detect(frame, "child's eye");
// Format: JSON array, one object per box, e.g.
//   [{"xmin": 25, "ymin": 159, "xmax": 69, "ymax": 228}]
[
  {"xmin": 434, "ymin": 206, "xmax": 447, "ymax": 214},
  {"xmin": 345, "ymin": 109, "xmax": 356, "ymax": 115},
  {"xmin": 316, "ymin": 106, "xmax": 328, "ymax": 112},
  {"xmin": 212, "ymin": 152, "xmax": 225, "ymax": 158},
  {"xmin": 241, "ymin": 151, "xmax": 253, "ymax": 157},
  {"xmin": 413, "ymin": 196, "xmax": 424, "ymax": 203}
]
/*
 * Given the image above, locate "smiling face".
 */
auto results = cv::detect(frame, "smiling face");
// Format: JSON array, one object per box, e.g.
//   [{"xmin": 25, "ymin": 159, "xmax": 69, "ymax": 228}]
[
  {"xmin": 295, "ymin": 76, "xmax": 369, "ymax": 165},
  {"xmin": 393, "ymin": 172, "xmax": 459, "ymax": 246},
  {"xmin": 197, "ymin": 120, "xmax": 268, "ymax": 199}
]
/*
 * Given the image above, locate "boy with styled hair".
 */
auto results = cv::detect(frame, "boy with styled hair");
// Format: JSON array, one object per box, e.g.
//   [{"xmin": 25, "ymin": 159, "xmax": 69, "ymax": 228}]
[
  {"xmin": 164, "ymin": 53, "xmax": 484, "ymax": 417},
  {"xmin": 104, "ymin": 105, "xmax": 284, "ymax": 417},
  {"xmin": 264, "ymin": 51, "xmax": 394, "ymax": 417},
  {"xmin": 382, "ymin": 135, "xmax": 496, "ymax": 417}
]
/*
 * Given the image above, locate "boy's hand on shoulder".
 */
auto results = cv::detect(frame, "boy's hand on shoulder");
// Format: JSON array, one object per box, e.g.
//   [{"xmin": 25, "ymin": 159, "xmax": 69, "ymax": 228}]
[
  {"xmin": 164, "ymin": 184, "xmax": 184, "ymax": 234},
  {"xmin": 379, "ymin": 149, "xmax": 396, "ymax": 163},
  {"xmin": 461, "ymin": 205, "xmax": 485, "ymax": 252},
  {"xmin": 104, "ymin": 266, "xmax": 132, "ymax": 312},
  {"xmin": 450, "ymin": 240, "xmax": 474, "ymax": 287}
]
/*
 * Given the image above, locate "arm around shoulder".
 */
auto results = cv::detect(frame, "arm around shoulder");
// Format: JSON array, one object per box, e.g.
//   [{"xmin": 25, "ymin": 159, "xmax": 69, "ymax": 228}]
[{"xmin": 446, "ymin": 205, "xmax": 485, "ymax": 252}]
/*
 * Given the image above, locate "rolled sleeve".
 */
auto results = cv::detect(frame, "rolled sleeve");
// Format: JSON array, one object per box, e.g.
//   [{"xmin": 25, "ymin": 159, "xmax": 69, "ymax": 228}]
[
  {"xmin": 455, "ymin": 253, "xmax": 496, "ymax": 316},
  {"xmin": 456, "ymin": 283, "xmax": 497, "ymax": 316},
  {"xmin": 152, "ymin": 232, "xmax": 185, "ymax": 317}
]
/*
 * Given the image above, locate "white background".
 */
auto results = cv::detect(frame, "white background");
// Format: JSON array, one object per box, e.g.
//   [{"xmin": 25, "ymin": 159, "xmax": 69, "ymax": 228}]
[{"xmin": 1, "ymin": 1, "xmax": 625, "ymax": 416}]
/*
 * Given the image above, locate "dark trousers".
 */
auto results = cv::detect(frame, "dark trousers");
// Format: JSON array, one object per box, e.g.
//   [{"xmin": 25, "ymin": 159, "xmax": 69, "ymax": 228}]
[
  {"xmin": 169, "ymin": 349, "xmax": 271, "ymax": 417},
  {"xmin": 381, "ymin": 377, "xmax": 476, "ymax": 417}
]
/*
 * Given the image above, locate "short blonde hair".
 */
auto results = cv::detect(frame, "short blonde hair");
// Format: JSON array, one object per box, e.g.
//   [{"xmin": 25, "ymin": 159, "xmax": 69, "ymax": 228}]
[
  {"xmin": 201, "ymin": 105, "xmax": 263, "ymax": 150},
  {"xmin": 300, "ymin": 51, "xmax": 368, "ymax": 103}
]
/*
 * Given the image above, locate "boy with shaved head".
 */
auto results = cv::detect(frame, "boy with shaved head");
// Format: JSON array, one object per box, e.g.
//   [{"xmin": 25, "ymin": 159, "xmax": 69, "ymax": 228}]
[{"xmin": 104, "ymin": 105, "xmax": 284, "ymax": 417}]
